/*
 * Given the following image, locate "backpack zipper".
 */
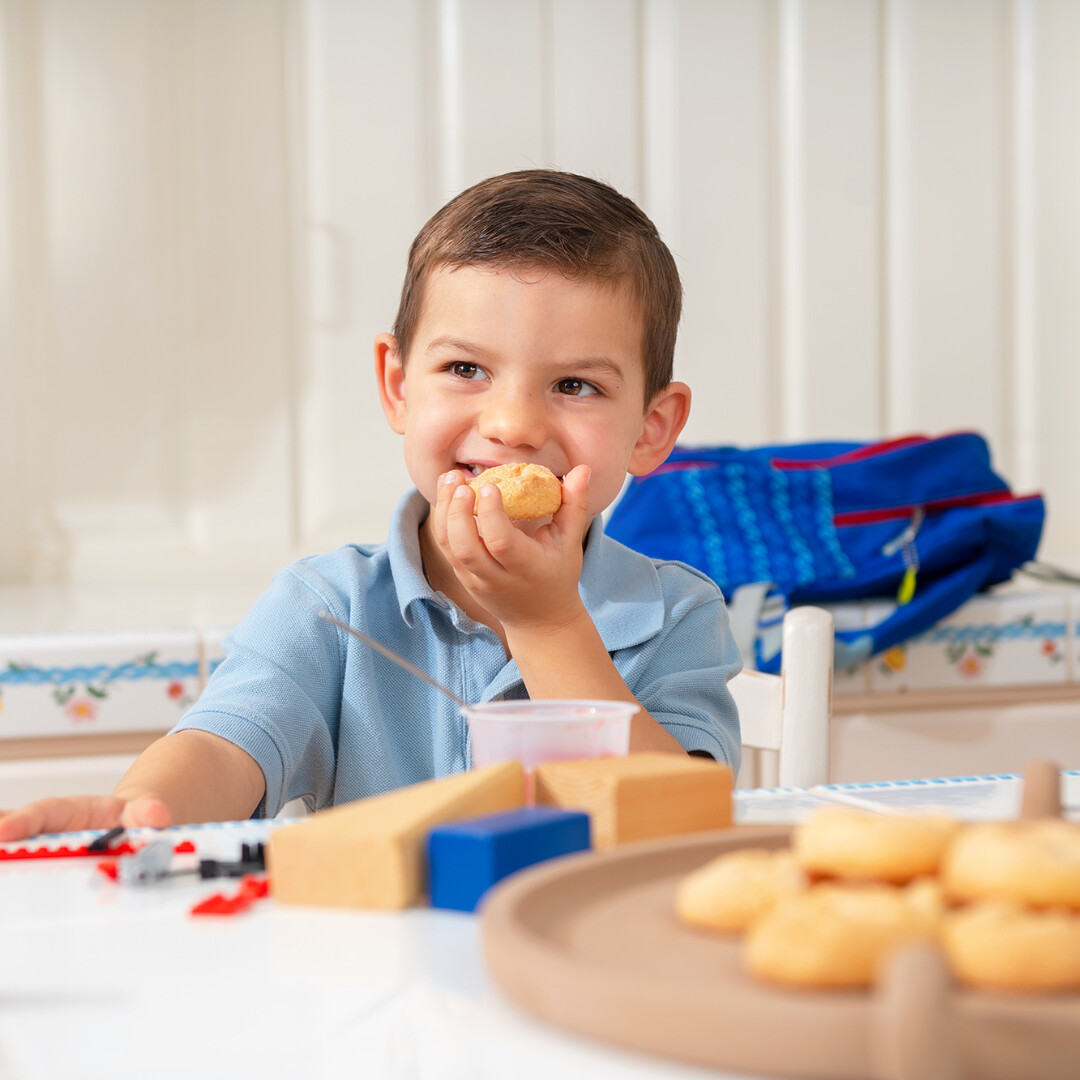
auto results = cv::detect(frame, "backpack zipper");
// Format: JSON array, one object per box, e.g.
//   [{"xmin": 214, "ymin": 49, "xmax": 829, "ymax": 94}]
[{"xmin": 882, "ymin": 508, "xmax": 924, "ymax": 604}]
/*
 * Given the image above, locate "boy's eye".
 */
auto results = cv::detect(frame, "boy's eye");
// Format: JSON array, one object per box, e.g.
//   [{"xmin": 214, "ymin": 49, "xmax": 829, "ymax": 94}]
[
  {"xmin": 556, "ymin": 378, "xmax": 600, "ymax": 397},
  {"xmin": 449, "ymin": 361, "xmax": 482, "ymax": 380}
]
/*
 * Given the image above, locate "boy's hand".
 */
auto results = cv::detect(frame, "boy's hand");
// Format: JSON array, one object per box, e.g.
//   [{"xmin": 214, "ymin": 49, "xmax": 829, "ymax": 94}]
[
  {"xmin": 0, "ymin": 794, "xmax": 171, "ymax": 843},
  {"xmin": 433, "ymin": 464, "xmax": 591, "ymax": 630}
]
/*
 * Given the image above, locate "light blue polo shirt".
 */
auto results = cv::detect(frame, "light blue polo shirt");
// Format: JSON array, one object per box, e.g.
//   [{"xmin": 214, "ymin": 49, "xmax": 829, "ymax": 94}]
[{"xmin": 172, "ymin": 490, "xmax": 741, "ymax": 816}]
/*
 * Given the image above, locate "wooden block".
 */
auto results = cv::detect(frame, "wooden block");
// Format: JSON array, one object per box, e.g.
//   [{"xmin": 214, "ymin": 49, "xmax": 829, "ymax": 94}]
[
  {"xmin": 428, "ymin": 807, "xmax": 591, "ymax": 913},
  {"xmin": 532, "ymin": 753, "xmax": 732, "ymax": 850},
  {"xmin": 267, "ymin": 761, "xmax": 525, "ymax": 909}
]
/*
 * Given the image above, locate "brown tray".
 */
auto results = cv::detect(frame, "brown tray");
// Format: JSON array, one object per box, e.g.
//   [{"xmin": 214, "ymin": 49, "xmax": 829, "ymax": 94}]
[{"xmin": 481, "ymin": 822, "xmax": 1080, "ymax": 1080}]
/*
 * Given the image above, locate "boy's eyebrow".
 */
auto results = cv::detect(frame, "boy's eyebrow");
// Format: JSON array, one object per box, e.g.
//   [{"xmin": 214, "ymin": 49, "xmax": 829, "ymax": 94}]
[
  {"xmin": 425, "ymin": 336, "xmax": 492, "ymax": 357},
  {"xmin": 567, "ymin": 357, "xmax": 626, "ymax": 382}
]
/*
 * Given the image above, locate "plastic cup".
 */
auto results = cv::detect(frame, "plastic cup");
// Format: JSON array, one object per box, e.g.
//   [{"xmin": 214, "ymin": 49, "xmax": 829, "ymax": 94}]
[{"xmin": 464, "ymin": 699, "xmax": 636, "ymax": 791}]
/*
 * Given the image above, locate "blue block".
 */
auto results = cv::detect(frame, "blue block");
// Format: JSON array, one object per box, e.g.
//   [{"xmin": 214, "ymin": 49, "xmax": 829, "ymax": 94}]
[{"xmin": 427, "ymin": 806, "xmax": 591, "ymax": 912}]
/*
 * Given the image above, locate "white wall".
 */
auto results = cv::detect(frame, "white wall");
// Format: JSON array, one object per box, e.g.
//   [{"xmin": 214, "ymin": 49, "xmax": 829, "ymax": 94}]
[{"xmin": 1, "ymin": 0, "xmax": 1078, "ymax": 590}]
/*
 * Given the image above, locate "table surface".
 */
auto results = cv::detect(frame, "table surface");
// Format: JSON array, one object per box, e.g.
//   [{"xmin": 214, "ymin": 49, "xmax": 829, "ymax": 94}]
[{"xmin": 2, "ymin": 772, "xmax": 1078, "ymax": 1080}]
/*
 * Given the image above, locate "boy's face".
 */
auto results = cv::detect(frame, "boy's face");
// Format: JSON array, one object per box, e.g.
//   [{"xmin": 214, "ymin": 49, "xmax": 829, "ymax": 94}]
[{"xmin": 376, "ymin": 265, "xmax": 688, "ymax": 524}]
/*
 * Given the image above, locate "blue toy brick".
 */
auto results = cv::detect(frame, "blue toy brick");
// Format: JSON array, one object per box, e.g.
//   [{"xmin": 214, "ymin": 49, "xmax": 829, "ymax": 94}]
[{"xmin": 427, "ymin": 806, "xmax": 591, "ymax": 913}]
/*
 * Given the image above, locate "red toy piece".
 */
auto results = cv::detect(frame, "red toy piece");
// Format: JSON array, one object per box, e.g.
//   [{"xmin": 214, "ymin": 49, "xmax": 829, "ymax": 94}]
[
  {"xmin": 1, "ymin": 838, "xmax": 202, "ymax": 865},
  {"xmin": 189, "ymin": 875, "xmax": 269, "ymax": 917},
  {"xmin": 0, "ymin": 842, "xmax": 138, "ymax": 861},
  {"xmin": 96, "ymin": 861, "xmax": 121, "ymax": 881},
  {"xmin": 190, "ymin": 893, "xmax": 243, "ymax": 916},
  {"xmin": 238, "ymin": 876, "xmax": 270, "ymax": 900}
]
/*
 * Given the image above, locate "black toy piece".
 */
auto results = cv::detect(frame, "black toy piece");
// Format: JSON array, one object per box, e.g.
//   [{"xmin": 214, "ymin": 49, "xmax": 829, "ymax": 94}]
[
  {"xmin": 87, "ymin": 825, "xmax": 126, "ymax": 852},
  {"xmin": 197, "ymin": 841, "xmax": 266, "ymax": 880}
]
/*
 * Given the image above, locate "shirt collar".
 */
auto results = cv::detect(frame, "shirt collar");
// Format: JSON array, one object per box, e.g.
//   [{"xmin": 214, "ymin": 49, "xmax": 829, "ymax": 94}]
[
  {"xmin": 387, "ymin": 489, "xmax": 443, "ymax": 627},
  {"xmin": 578, "ymin": 512, "xmax": 666, "ymax": 651},
  {"xmin": 387, "ymin": 488, "xmax": 666, "ymax": 649}
]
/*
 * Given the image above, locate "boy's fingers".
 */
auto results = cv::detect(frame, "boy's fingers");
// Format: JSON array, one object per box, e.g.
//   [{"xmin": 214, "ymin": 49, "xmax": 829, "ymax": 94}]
[
  {"xmin": 120, "ymin": 796, "xmax": 172, "ymax": 830},
  {"xmin": 430, "ymin": 471, "xmax": 462, "ymax": 546},
  {"xmin": 444, "ymin": 483, "xmax": 489, "ymax": 565},
  {"xmin": 0, "ymin": 808, "xmax": 35, "ymax": 843},
  {"xmin": 554, "ymin": 465, "xmax": 591, "ymax": 535},
  {"xmin": 473, "ymin": 484, "xmax": 520, "ymax": 563},
  {"xmin": 0, "ymin": 796, "xmax": 127, "ymax": 842}
]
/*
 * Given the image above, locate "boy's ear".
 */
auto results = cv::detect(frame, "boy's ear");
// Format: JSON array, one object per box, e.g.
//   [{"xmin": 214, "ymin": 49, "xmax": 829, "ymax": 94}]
[
  {"xmin": 628, "ymin": 381, "xmax": 692, "ymax": 476},
  {"xmin": 374, "ymin": 332, "xmax": 407, "ymax": 434}
]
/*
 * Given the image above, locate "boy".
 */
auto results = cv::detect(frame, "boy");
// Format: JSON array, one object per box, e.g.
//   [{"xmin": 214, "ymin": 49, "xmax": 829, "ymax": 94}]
[{"xmin": 0, "ymin": 170, "xmax": 741, "ymax": 841}]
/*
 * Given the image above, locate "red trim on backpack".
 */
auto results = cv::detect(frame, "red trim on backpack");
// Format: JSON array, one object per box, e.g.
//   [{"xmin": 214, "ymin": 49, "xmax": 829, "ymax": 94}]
[
  {"xmin": 771, "ymin": 435, "xmax": 929, "ymax": 470},
  {"xmin": 834, "ymin": 490, "xmax": 1043, "ymax": 528}
]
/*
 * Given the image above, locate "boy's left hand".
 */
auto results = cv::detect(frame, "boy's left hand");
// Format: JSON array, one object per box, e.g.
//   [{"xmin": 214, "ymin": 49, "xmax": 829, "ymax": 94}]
[{"xmin": 432, "ymin": 464, "xmax": 592, "ymax": 630}]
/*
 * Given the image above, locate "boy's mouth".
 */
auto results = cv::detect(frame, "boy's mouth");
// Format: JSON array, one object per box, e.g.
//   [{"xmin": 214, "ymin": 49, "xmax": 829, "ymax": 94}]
[
  {"xmin": 455, "ymin": 461, "xmax": 545, "ymax": 478},
  {"xmin": 453, "ymin": 460, "xmax": 567, "ymax": 482}
]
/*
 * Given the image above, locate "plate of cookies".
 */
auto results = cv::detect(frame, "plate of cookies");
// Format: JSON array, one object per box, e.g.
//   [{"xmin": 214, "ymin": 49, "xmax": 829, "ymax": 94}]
[{"xmin": 481, "ymin": 763, "xmax": 1080, "ymax": 1080}]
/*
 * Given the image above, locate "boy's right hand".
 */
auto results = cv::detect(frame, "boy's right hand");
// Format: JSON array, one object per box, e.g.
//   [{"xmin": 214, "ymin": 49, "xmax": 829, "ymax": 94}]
[{"xmin": 0, "ymin": 794, "xmax": 171, "ymax": 843}]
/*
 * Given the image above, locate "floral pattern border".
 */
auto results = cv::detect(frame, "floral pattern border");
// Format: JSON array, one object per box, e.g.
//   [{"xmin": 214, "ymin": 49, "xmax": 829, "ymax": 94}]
[
  {"xmin": 0, "ymin": 652, "xmax": 199, "ymax": 725},
  {"xmin": 876, "ymin": 613, "xmax": 1069, "ymax": 680}
]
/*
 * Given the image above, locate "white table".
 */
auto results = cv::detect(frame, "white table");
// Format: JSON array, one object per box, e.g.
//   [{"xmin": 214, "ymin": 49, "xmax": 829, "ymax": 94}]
[{"xmin": 2, "ymin": 773, "xmax": 1077, "ymax": 1080}]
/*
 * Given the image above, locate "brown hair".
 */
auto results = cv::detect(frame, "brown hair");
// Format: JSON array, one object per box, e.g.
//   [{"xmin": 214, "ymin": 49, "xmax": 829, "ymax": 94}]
[{"xmin": 392, "ymin": 170, "xmax": 682, "ymax": 405}]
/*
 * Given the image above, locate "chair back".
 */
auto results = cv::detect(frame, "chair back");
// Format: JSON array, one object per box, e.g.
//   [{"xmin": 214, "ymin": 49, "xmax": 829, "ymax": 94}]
[{"xmin": 731, "ymin": 606, "xmax": 833, "ymax": 788}]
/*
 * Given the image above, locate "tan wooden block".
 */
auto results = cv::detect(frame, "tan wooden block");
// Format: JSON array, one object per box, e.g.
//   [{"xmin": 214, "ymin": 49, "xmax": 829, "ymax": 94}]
[
  {"xmin": 533, "ymin": 753, "xmax": 732, "ymax": 850},
  {"xmin": 267, "ymin": 761, "xmax": 525, "ymax": 909}
]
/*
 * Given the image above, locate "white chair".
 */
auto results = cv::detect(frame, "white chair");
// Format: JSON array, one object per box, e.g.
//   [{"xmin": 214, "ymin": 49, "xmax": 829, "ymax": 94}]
[{"xmin": 731, "ymin": 606, "xmax": 834, "ymax": 789}]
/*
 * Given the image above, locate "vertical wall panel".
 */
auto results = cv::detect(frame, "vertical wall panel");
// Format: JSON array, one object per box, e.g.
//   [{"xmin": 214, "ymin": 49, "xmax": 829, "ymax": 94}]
[
  {"xmin": 38, "ymin": 0, "xmax": 190, "ymax": 574},
  {"xmin": 178, "ymin": 0, "xmax": 295, "ymax": 573},
  {"xmin": 550, "ymin": 0, "xmax": 641, "ymax": 199},
  {"xmin": 297, "ymin": 0, "xmax": 424, "ymax": 552},
  {"xmin": 799, "ymin": 0, "xmax": 882, "ymax": 439},
  {"xmin": 437, "ymin": 0, "xmax": 547, "ymax": 193},
  {"xmin": 1033, "ymin": 0, "xmax": 1080, "ymax": 562},
  {"xmin": 777, "ymin": 0, "xmax": 807, "ymax": 439},
  {"xmin": 1008, "ymin": 0, "xmax": 1038, "ymax": 492},
  {"xmin": 902, "ymin": 0, "xmax": 1009, "ymax": 443},
  {"xmin": 0, "ymin": 0, "xmax": 298, "ymax": 583},
  {"xmin": 658, "ymin": 0, "xmax": 776, "ymax": 447},
  {"xmin": 0, "ymin": 1, "xmax": 31, "ymax": 579},
  {"xmin": 883, "ymin": 0, "xmax": 915, "ymax": 432}
]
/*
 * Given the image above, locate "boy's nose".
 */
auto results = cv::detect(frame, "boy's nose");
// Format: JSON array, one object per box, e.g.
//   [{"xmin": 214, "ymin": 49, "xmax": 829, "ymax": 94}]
[{"xmin": 478, "ymin": 387, "xmax": 547, "ymax": 449}]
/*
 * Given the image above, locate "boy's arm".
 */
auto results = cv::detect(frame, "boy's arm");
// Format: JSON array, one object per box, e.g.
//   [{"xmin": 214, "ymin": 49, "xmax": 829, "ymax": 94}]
[
  {"xmin": 435, "ymin": 469, "xmax": 735, "ymax": 757},
  {"xmin": 0, "ymin": 730, "xmax": 265, "ymax": 842},
  {"xmin": 505, "ymin": 610, "xmax": 686, "ymax": 753},
  {"xmin": 112, "ymin": 730, "xmax": 266, "ymax": 823}
]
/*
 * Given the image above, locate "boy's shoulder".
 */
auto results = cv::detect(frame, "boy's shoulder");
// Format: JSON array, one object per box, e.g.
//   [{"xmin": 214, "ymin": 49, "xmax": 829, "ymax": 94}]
[
  {"xmin": 279, "ymin": 489, "xmax": 430, "ymax": 596},
  {"xmin": 281, "ymin": 541, "xmax": 390, "ymax": 592},
  {"xmin": 589, "ymin": 526, "xmax": 726, "ymax": 606}
]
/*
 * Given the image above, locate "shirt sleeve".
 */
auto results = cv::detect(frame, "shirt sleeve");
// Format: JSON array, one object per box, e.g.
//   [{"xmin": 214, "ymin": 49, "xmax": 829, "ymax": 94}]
[
  {"xmin": 170, "ymin": 563, "xmax": 348, "ymax": 817},
  {"xmin": 619, "ymin": 569, "xmax": 743, "ymax": 771}
]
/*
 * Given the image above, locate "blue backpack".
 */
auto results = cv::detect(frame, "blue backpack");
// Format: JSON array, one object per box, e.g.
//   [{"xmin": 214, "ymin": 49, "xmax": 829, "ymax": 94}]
[{"xmin": 606, "ymin": 432, "xmax": 1045, "ymax": 672}]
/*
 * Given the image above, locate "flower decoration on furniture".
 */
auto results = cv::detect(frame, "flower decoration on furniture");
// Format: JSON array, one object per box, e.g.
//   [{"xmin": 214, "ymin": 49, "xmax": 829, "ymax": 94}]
[
  {"xmin": 1040, "ymin": 637, "xmax": 1064, "ymax": 665},
  {"xmin": 167, "ymin": 679, "xmax": 194, "ymax": 709},
  {"xmin": 876, "ymin": 646, "xmax": 908, "ymax": 677},
  {"xmin": 63, "ymin": 696, "xmax": 99, "ymax": 723},
  {"xmin": 1, "ymin": 651, "xmax": 197, "ymax": 730}
]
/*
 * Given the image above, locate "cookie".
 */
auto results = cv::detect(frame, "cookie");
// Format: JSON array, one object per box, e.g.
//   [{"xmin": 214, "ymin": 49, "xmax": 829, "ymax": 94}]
[
  {"xmin": 793, "ymin": 807, "xmax": 961, "ymax": 884},
  {"xmin": 675, "ymin": 848, "xmax": 807, "ymax": 933},
  {"xmin": 941, "ymin": 820, "xmax": 1080, "ymax": 910},
  {"xmin": 944, "ymin": 901, "xmax": 1080, "ymax": 992},
  {"xmin": 468, "ymin": 463, "xmax": 563, "ymax": 521},
  {"xmin": 744, "ymin": 880, "xmax": 943, "ymax": 989}
]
